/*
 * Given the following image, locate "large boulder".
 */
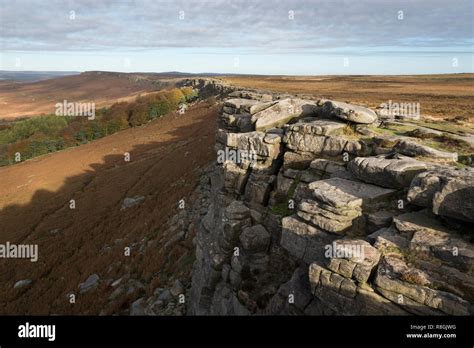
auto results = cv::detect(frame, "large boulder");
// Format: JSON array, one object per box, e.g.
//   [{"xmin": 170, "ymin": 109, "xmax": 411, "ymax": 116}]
[
  {"xmin": 323, "ymin": 100, "xmax": 377, "ymax": 124},
  {"xmin": 244, "ymin": 172, "xmax": 275, "ymax": 205},
  {"xmin": 391, "ymin": 210, "xmax": 474, "ymax": 275},
  {"xmin": 222, "ymin": 161, "xmax": 250, "ymax": 194},
  {"xmin": 249, "ymin": 101, "xmax": 278, "ymax": 115},
  {"xmin": 308, "ymin": 177, "xmax": 397, "ymax": 210},
  {"xmin": 374, "ymin": 255, "xmax": 472, "ymax": 315},
  {"xmin": 223, "ymin": 131, "xmax": 282, "ymax": 170},
  {"xmin": 296, "ymin": 178, "xmax": 397, "ymax": 234},
  {"xmin": 348, "ymin": 155, "xmax": 433, "ymax": 189},
  {"xmin": 297, "ymin": 198, "xmax": 362, "ymax": 233},
  {"xmin": 262, "ymin": 267, "xmax": 313, "ymax": 315},
  {"xmin": 309, "ymin": 159, "xmax": 353, "ymax": 180},
  {"xmin": 394, "ymin": 139, "xmax": 458, "ymax": 162},
  {"xmin": 228, "ymin": 90, "xmax": 273, "ymax": 102},
  {"xmin": 225, "ymin": 200, "xmax": 251, "ymax": 220},
  {"xmin": 285, "ymin": 119, "xmax": 346, "ymax": 136},
  {"xmin": 281, "ymin": 215, "xmax": 336, "ymax": 263},
  {"xmin": 226, "ymin": 131, "xmax": 281, "ymax": 159},
  {"xmin": 326, "ymin": 239, "xmax": 381, "ymax": 283},
  {"xmin": 252, "ymin": 98, "xmax": 319, "ymax": 131},
  {"xmin": 223, "ymin": 98, "xmax": 259, "ymax": 113},
  {"xmin": 283, "ymin": 120, "xmax": 365, "ymax": 157},
  {"xmin": 407, "ymin": 168, "xmax": 474, "ymax": 223},
  {"xmin": 220, "ymin": 112, "xmax": 253, "ymax": 132},
  {"xmin": 308, "ymin": 263, "xmax": 408, "ymax": 315},
  {"xmin": 239, "ymin": 224, "xmax": 271, "ymax": 253}
]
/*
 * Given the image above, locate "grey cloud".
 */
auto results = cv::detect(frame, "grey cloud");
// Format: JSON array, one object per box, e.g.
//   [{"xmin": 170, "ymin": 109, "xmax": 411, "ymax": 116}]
[{"xmin": 0, "ymin": 0, "xmax": 472, "ymax": 52}]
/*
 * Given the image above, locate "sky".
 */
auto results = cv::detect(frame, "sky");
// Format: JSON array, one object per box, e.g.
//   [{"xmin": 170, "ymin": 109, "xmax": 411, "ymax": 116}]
[{"xmin": 0, "ymin": 0, "xmax": 473, "ymax": 75}]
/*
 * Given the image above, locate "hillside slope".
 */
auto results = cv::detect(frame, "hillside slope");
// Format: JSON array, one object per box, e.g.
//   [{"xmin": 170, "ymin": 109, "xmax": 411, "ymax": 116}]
[
  {"xmin": 0, "ymin": 71, "xmax": 181, "ymax": 120},
  {"xmin": 0, "ymin": 102, "xmax": 217, "ymax": 314}
]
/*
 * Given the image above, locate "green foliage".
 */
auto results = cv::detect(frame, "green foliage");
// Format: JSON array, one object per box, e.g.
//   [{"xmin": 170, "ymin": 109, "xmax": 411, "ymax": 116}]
[
  {"xmin": 181, "ymin": 87, "xmax": 199, "ymax": 101},
  {"xmin": 271, "ymin": 202, "xmax": 293, "ymax": 217},
  {"xmin": 0, "ymin": 87, "xmax": 195, "ymax": 166},
  {"xmin": 0, "ymin": 115, "xmax": 69, "ymax": 145},
  {"xmin": 148, "ymin": 100, "xmax": 172, "ymax": 120},
  {"xmin": 165, "ymin": 89, "xmax": 186, "ymax": 108},
  {"xmin": 287, "ymin": 176, "xmax": 300, "ymax": 198},
  {"xmin": 149, "ymin": 105, "xmax": 159, "ymax": 120},
  {"xmin": 87, "ymin": 121, "xmax": 106, "ymax": 140},
  {"xmin": 128, "ymin": 102, "xmax": 150, "ymax": 127},
  {"xmin": 105, "ymin": 119, "xmax": 126, "ymax": 135}
]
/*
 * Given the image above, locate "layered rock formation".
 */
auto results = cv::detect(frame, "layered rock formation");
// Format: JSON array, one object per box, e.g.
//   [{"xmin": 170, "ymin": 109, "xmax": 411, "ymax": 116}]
[{"xmin": 184, "ymin": 79, "xmax": 473, "ymax": 316}]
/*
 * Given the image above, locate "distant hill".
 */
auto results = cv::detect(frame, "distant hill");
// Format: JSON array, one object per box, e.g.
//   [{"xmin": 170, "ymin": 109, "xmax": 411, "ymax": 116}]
[
  {"xmin": 0, "ymin": 70, "xmax": 80, "ymax": 82},
  {"xmin": 0, "ymin": 71, "xmax": 186, "ymax": 119},
  {"xmin": 0, "ymin": 70, "xmax": 257, "ymax": 84}
]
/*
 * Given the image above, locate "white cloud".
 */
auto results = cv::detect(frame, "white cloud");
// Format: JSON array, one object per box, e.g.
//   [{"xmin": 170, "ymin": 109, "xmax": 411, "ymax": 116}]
[{"xmin": 0, "ymin": 0, "xmax": 472, "ymax": 52}]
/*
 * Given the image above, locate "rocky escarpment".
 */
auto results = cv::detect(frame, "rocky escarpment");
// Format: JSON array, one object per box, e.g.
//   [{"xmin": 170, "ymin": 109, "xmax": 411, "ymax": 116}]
[{"xmin": 184, "ymin": 78, "xmax": 473, "ymax": 316}]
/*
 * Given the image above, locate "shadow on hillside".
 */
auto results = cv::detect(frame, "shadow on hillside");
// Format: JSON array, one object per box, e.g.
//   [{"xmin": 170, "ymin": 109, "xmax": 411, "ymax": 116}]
[{"xmin": 0, "ymin": 104, "xmax": 217, "ymax": 314}]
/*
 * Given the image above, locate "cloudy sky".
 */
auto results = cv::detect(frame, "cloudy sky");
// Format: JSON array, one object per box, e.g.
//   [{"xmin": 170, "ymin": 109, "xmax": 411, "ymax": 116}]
[{"xmin": 0, "ymin": 0, "xmax": 472, "ymax": 74}]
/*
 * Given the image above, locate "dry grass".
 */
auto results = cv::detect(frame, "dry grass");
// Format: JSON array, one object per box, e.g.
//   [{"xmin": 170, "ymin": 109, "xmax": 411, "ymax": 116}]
[
  {"xmin": 0, "ymin": 72, "xmax": 178, "ymax": 120},
  {"xmin": 222, "ymin": 74, "xmax": 474, "ymax": 121},
  {"xmin": 0, "ymin": 103, "xmax": 218, "ymax": 314}
]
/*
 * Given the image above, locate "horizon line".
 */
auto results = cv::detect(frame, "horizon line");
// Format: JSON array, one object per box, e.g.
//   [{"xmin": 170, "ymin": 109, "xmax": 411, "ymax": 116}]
[{"xmin": 2, "ymin": 70, "xmax": 474, "ymax": 77}]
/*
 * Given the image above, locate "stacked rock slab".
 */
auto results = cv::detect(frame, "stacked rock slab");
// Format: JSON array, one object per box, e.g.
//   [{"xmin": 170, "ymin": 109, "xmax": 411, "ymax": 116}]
[
  {"xmin": 186, "ymin": 79, "xmax": 474, "ymax": 316},
  {"xmin": 373, "ymin": 136, "xmax": 459, "ymax": 163},
  {"xmin": 371, "ymin": 210, "xmax": 474, "ymax": 315},
  {"xmin": 297, "ymin": 178, "xmax": 397, "ymax": 234},
  {"xmin": 283, "ymin": 118, "xmax": 370, "ymax": 169},
  {"xmin": 322, "ymin": 99, "xmax": 378, "ymax": 124},
  {"xmin": 407, "ymin": 168, "xmax": 474, "ymax": 223},
  {"xmin": 348, "ymin": 154, "xmax": 435, "ymax": 189}
]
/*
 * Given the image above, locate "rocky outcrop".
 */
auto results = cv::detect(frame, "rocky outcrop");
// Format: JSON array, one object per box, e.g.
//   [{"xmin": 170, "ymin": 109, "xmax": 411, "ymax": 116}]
[
  {"xmin": 283, "ymin": 119, "xmax": 367, "ymax": 158},
  {"xmin": 322, "ymin": 100, "xmax": 378, "ymax": 124},
  {"xmin": 179, "ymin": 78, "xmax": 237, "ymax": 98},
  {"xmin": 394, "ymin": 139, "xmax": 458, "ymax": 162},
  {"xmin": 407, "ymin": 168, "xmax": 474, "ymax": 223},
  {"xmin": 348, "ymin": 155, "xmax": 434, "ymax": 189},
  {"xmin": 184, "ymin": 82, "xmax": 473, "ymax": 316},
  {"xmin": 296, "ymin": 177, "xmax": 396, "ymax": 234},
  {"xmin": 373, "ymin": 136, "xmax": 458, "ymax": 163},
  {"xmin": 253, "ymin": 98, "xmax": 320, "ymax": 131}
]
